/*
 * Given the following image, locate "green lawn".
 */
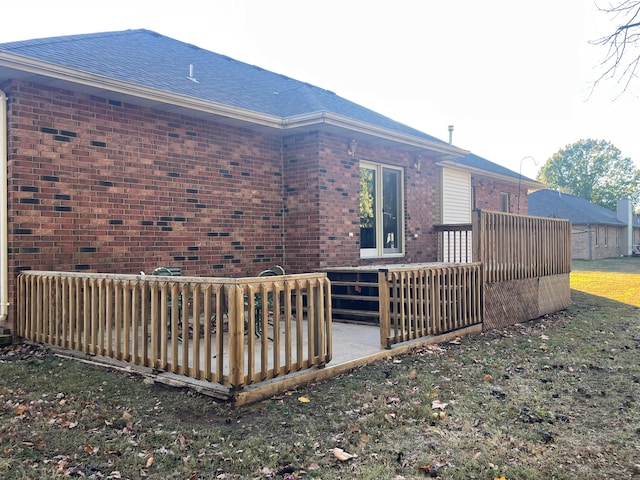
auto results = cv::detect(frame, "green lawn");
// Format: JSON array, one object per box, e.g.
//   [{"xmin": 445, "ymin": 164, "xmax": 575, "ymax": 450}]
[{"xmin": 571, "ymin": 257, "xmax": 640, "ymax": 307}]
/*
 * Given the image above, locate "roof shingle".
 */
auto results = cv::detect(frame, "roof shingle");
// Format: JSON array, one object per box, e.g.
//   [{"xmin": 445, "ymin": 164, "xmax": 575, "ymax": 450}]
[
  {"xmin": 528, "ymin": 189, "xmax": 639, "ymax": 226},
  {"xmin": 0, "ymin": 29, "xmax": 448, "ymax": 144}
]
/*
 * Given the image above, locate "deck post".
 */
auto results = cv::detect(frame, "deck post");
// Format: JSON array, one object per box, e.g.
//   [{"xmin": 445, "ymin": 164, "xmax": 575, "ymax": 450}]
[
  {"xmin": 472, "ymin": 209, "xmax": 485, "ymax": 325},
  {"xmin": 228, "ymin": 284, "xmax": 245, "ymax": 391},
  {"xmin": 378, "ymin": 269, "xmax": 390, "ymax": 348}
]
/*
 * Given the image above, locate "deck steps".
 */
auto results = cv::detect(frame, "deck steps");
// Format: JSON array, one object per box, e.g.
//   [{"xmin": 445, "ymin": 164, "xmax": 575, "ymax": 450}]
[{"xmin": 0, "ymin": 328, "xmax": 11, "ymax": 346}]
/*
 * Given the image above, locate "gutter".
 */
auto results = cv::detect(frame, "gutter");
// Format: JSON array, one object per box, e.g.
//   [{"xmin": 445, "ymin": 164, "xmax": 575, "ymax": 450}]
[
  {"xmin": 0, "ymin": 89, "xmax": 7, "ymax": 324},
  {"xmin": 437, "ymin": 159, "xmax": 545, "ymax": 190},
  {"xmin": 284, "ymin": 111, "xmax": 470, "ymax": 158},
  {"xmin": 0, "ymin": 53, "xmax": 284, "ymax": 129}
]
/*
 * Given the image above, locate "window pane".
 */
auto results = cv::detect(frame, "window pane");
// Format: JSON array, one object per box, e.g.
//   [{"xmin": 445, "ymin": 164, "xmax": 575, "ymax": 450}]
[
  {"xmin": 500, "ymin": 193, "xmax": 509, "ymax": 212},
  {"xmin": 383, "ymin": 168, "xmax": 401, "ymax": 253},
  {"xmin": 359, "ymin": 167, "xmax": 376, "ymax": 249}
]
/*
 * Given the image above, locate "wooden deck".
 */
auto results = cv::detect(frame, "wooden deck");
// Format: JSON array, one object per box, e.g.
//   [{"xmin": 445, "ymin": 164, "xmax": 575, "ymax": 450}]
[
  {"xmin": 53, "ymin": 320, "xmax": 480, "ymax": 405},
  {"xmin": 15, "ymin": 211, "xmax": 572, "ymax": 405}
]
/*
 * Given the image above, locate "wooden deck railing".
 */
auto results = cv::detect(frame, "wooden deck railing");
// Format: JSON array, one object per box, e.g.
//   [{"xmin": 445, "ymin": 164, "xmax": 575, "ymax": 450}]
[
  {"xmin": 379, "ymin": 263, "xmax": 482, "ymax": 348},
  {"xmin": 474, "ymin": 210, "xmax": 572, "ymax": 282},
  {"xmin": 433, "ymin": 224, "xmax": 473, "ymax": 263},
  {"xmin": 16, "ymin": 271, "xmax": 332, "ymax": 393}
]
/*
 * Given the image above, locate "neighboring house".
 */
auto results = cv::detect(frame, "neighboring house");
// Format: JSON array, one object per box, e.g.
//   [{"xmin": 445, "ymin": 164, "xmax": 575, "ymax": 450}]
[
  {"xmin": 528, "ymin": 189, "xmax": 640, "ymax": 259},
  {"xmin": 636, "ymin": 215, "xmax": 640, "ymax": 255},
  {"xmin": 0, "ymin": 29, "xmax": 540, "ymax": 325}
]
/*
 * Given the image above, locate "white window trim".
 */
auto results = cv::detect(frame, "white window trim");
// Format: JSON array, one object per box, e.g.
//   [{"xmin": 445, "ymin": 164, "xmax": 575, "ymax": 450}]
[
  {"xmin": 360, "ymin": 161, "xmax": 405, "ymax": 258},
  {"xmin": 500, "ymin": 192, "xmax": 509, "ymax": 213}
]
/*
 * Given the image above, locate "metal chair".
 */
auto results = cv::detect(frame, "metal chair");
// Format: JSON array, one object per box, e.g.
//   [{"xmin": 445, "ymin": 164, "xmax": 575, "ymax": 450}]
[
  {"xmin": 254, "ymin": 265, "xmax": 285, "ymax": 337},
  {"xmin": 151, "ymin": 266, "xmax": 184, "ymax": 339}
]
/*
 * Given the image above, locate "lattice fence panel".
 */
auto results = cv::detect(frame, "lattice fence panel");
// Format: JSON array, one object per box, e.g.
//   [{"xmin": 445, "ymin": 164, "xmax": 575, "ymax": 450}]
[
  {"xmin": 484, "ymin": 278, "xmax": 538, "ymax": 331},
  {"xmin": 538, "ymin": 274, "xmax": 570, "ymax": 316}
]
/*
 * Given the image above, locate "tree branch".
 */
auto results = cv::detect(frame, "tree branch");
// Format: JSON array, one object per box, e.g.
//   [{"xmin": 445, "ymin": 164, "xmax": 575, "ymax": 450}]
[{"xmin": 591, "ymin": 1, "xmax": 640, "ymax": 96}]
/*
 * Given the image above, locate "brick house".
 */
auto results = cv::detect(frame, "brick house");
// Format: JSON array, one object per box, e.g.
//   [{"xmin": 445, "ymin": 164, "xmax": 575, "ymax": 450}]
[
  {"xmin": 0, "ymin": 29, "xmax": 541, "ymax": 327},
  {"xmin": 529, "ymin": 189, "xmax": 640, "ymax": 259}
]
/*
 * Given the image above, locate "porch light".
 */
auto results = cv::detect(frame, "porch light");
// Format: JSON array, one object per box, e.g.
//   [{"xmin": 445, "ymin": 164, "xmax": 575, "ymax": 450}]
[
  {"xmin": 348, "ymin": 139, "xmax": 357, "ymax": 158},
  {"xmin": 414, "ymin": 155, "xmax": 422, "ymax": 172}
]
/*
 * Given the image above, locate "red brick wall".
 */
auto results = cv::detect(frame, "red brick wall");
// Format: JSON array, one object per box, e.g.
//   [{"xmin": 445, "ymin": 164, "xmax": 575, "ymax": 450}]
[
  {"xmin": 572, "ymin": 224, "xmax": 624, "ymax": 259},
  {"xmin": 472, "ymin": 177, "xmax": 524, "ymax": 214},
  {"xmin": 283, "ymin": 131, "xmax": 444, "ymax": 271},
  {"xmin": 282, "ymin": 132, "xmax": 322, "ymax": 273},
  {"xmin": 6, "ymin": 80, "xmax": 285, "ymax": 287}
]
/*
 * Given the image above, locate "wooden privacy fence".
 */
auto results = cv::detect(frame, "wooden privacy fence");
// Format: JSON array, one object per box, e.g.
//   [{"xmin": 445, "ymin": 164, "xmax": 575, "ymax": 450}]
[
  {"xmin": 474, "ymin": 210, "xmax": 572, "ymax": 330},
  {"xmin": 475, "ymin": 210, "xmax": 572, "ymax": 282},
  {"xmin": 16, "ymin": 271, "xmax": 332, "ymax": 395}
]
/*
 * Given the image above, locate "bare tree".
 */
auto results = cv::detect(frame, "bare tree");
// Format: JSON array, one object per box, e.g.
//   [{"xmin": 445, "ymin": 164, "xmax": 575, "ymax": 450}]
[{"xmin": 592, "ymin": 1, "xmax": 640, "ymax": 95}]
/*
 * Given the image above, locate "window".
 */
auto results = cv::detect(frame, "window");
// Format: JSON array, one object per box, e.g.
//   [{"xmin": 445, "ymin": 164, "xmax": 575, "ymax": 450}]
[
  {"xmin": 471, "ymin": 186, "xmax": 477, "ymax": 210},
  {"xmin": 359, "ymin": 162, "xmax": 404, "ymax": 257},
  {"xmin": 500, "ymin": 192, "xmax": 509, "ymax": 213}
]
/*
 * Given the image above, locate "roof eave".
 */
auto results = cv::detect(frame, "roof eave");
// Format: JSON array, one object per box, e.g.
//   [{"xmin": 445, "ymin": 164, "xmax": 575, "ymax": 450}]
[
  {"xmin": 437, "ymin": 159, "xmax": 545, "ymax": 189},
  {"xmin": 0, "ymin": 52, "xmax": 284, "ymax": 128},
  {"xmin": 284, "ymin": 111, "xmax": 470, "ymax": 158}
]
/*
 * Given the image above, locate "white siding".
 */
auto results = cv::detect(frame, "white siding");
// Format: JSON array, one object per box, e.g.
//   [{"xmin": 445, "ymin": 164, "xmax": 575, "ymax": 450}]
[
  {"xmin": 442, "ymin": 168, "xmax": 471, "ymax": 224},
  {"xmin": 441, "ymin": 168, "xmax": 472, "ymax": 262}
]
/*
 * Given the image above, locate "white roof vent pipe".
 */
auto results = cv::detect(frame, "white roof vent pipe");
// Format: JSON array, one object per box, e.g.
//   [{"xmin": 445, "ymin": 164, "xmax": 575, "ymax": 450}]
[
  {"xmin": 188, "ymin": 64, "xmax": 199, "ymax": 83},
  {"xmin": 448, "ymin": 125, "xmax": 454, "ymax": 145}
]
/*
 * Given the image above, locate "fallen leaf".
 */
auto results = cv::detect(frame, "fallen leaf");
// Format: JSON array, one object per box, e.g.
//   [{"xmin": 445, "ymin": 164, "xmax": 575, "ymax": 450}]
[
  {"xmin": 298, "ymin": 396, "xmax": 310, "ymax": 403},
  {"xmin": 146, "ymin": 456, "xmax": 154, "ymax": 468},
  {"xmin": 408, "ymin": 369, "xmax": 417, "ymax": 379},
  {"xmin": 333, "ymin": 447, "xmax": 357, "ymax": 461},
  {"xmin": 14, "ymin": 405, "xmax": 27, "ymax": 415},
  {"xmin": 431, "ymin": 400, "xmax": 448, "ymax": 410}
]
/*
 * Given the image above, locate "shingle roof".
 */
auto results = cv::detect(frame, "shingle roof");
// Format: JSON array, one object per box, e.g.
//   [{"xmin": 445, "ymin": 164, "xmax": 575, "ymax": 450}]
[
  {"xmin": 528, "ymin": 189, "xmax": 639, "ymax": 226},
  {"xmin": 451, "ymin": 153, "xmax": 537, "ymax": 183},
  {"xmin": 0, "ymin": 29, "xmax": 448, "ymax": 145}
]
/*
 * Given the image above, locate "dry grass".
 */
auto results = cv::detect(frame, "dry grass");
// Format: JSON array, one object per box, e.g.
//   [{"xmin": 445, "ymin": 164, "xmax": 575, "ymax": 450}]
[
  {"xmin": 571, "ymin": 257, "xmax": 640, "ymax": 307},
  {"xmin": 0, "ymin": 257, "xmax": 639, "ymax": 479}
]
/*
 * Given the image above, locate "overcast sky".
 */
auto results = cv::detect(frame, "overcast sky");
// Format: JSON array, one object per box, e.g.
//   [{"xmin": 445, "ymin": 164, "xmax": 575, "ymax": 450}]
[{"xmin": 1, "ymin": 0, "xmax": 637, "ymax": 179}]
